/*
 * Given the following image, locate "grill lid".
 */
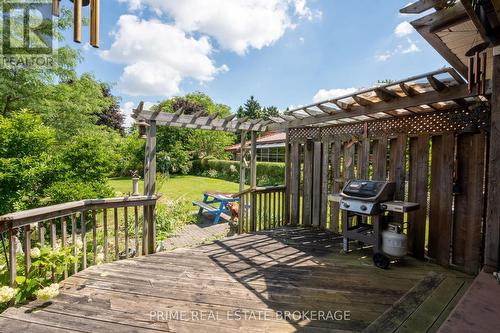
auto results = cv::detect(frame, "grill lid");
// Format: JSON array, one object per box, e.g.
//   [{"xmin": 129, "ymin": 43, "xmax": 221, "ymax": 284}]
[{"xmin": 340, "ymin": 180, "xmax": 395, "ymax": 202}]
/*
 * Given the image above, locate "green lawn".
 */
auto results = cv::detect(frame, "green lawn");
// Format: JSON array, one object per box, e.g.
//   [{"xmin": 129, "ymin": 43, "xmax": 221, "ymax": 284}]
[{"xmin": 108, "ymin": 175, "xmax": 240, "ymax": 208}]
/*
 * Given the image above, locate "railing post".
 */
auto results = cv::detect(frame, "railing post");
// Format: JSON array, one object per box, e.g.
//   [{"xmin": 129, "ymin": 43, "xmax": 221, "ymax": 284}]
[
  {"xmin": 142, "ymin": 205, "xmax": 149, "ymax": 255},
  {"xmin": 148, "ymin": 204, "xmax": 156, "ymax": 254},
  {"xmin": 9, "ymin": 223, "xmax": 16, "ymax": 288},
  {"xmin": 24, "ymin": 225, "xmax": 31, "ymax": 276},
  {"xmin": 81, "ymin": 211, "xmax": 87, "ymax": 270}
]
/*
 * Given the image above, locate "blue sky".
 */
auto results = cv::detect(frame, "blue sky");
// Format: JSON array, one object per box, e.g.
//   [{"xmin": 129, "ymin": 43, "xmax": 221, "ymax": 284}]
[{"xmin": 63, "ymin": 1, "xmax": 451, "ymax": 125}]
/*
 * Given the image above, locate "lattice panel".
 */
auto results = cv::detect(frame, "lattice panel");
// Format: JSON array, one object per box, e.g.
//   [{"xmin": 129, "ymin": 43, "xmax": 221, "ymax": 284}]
[
  {"xmin": 289, "ymin": 127, "xmax": 321, "ymax": 142},
  {"xmin": 290, "ymin": 107, "xmax": 489, "ymax": 141}
]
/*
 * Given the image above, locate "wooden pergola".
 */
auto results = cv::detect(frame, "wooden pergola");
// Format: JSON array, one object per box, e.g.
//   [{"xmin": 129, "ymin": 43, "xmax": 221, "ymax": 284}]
[
  {"xmin": 133, "ymin": 0, "xmax": 500, "ymax": 276},
  {"xmin": 133, "ymin": 66, "xmax": 483, "ymax": 196}
]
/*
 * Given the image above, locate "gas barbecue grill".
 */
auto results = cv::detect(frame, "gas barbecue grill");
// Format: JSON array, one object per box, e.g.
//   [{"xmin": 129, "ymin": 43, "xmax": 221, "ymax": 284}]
[
  {"xmin": 330, "ymin": 179, "xmax": 420, "ymax": 269},
  {"xmin": 339, "ymin": 180, "xmax": 395, "ymax": 215}
]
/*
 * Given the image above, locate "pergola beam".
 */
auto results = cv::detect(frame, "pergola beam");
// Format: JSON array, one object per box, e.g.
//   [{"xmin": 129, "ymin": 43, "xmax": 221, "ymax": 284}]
[
  {"xmin": 375, "ymin": 87, "xmax": 400, "ymax": 102},
  {"xmin": 317, "ymin": 104, "xmax": 340, "ymax": 114},
  {"xmin": 136, "ymin": 110, "xmax": 267, "ymax": 132},
  {"xmin": 427, "ymin": 75, "xmax": 448, "ymax": 91},
  {"xmin": 353, "ymin": 95, "xmax": 374, "ymax": 106},
  {"xmin": 400, "ymin": 83, "xmax": 419, "ymax": 97},
  {"xmin": 267, "ymin": 83, "xmax": 476, "ymax": 130}
]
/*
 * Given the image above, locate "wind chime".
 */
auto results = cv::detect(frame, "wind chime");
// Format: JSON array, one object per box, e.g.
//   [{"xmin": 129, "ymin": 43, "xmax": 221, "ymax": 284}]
[
  {"xmin": 466, "ymin": 41, "xmax": 489, "ymax": 95},
  {"xmin": 52, "ymin": 0, "xmax": 100, "ymax": 48}
]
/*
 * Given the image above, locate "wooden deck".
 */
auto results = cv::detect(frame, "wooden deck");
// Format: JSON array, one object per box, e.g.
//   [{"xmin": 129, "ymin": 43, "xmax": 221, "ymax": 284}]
[{"xmin": 0, "ymin": 227, "xmax": 472, "ymax": 332}]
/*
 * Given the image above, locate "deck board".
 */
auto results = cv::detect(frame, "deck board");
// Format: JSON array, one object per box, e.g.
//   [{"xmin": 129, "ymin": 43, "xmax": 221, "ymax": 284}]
[{"xmin": 0, "ymin": 227, "xmax": 470, "ymax": 332}]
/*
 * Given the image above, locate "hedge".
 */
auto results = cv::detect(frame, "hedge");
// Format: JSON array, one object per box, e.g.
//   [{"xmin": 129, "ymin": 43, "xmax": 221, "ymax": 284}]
[{"xmin": 192, "ymin": 159, "xmax": 285, "ymax": 186}]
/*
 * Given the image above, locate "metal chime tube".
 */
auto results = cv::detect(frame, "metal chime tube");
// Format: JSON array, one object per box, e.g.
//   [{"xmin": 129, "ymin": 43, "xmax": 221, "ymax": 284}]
[
  {"xmin": 52, "ymin": 0, "xmax": 60, "ymax": 16},
  {"xmin": 90, "ymin": 0, "xmax": 100, "ymax": 48},
  {"xmin": 468, "ymin": 57, "xmax": 475, "ymax": 93},
  {"xmin": 480, "ymin": 52, "xmax": 487, "ymax": 95},
  {"xmin": 74, "ymin": 0, "xmax": 82, "ymax": 43},
  {"xmin": 475, "ymin": 51, "xmax": 481, "ymax": 94}
]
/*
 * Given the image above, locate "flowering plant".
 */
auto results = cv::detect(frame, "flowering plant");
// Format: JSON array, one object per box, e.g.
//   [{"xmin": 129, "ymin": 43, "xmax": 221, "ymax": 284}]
[{"xmin": 1, "ymin": 243, "xmax": 79, "ymax": 312}]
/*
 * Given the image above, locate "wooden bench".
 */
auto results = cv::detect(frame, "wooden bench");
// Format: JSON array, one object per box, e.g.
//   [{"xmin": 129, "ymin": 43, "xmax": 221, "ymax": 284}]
[{"xmin": 192, "ymin": 201, "xmax": 218, "ymax": 213}]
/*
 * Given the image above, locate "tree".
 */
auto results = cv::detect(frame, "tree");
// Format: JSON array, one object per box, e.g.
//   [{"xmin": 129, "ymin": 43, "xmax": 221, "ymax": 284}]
[
  {"xmin": 263, "ymin": 106, "xmax": 280, "ymax": 120},
  {"xmin": 96, "ymin": 86, "xmax": 125, "ymax": 135},
  {"xmin": 238, "ymin": 96, "xmax": 263, "ymax": 119},
  {"xmin": 237, "ymin": 96, "xmax": 280, "ymax": 120},
  {"xmin": 36, "ymin": 74, "xmax": 114, "ymax": 140},
  {"xmin": 0, "ymin": 9, "xmax": 82, "ymax": 116},
  {"xmin": 154, "ymin": 92, "xmax": 235, "ymax": 172}
]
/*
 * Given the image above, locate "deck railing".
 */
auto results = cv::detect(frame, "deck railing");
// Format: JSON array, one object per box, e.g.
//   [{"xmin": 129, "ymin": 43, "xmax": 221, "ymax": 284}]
[
  {"xmin": 234, "ymin": 185, "xmax": 286, "ymax": 233},
  {"xmin": 0, "ymin": 195, "xmax": 159, "ymax": 287}
]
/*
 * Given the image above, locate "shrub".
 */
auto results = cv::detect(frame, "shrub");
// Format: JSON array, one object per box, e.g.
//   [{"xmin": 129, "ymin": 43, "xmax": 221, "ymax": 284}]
[
  {"xmin": 193, "ymin": 159, "xmax": 285, "ymax": 186},
  {"xmin": 0, "ymin": 244, "xmax": 78, "ymax": 312}
]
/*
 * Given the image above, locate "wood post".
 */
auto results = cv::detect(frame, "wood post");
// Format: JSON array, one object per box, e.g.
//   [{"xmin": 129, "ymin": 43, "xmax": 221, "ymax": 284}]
[
  {"xmin": 250, "ymin": 132, "xmax": 257, "ymax": 231},
  {"xmin": 320, "ymin": 141, "xmax": 329, "ymax": 228},
  {"xmin": 312, "ymin": 142, "xmax": 322, "ymax": 227},
  {"xmin": 239, "ymin": 131, "xmax": 247, "ymax": 231},
  {"xmin": 428, "ymin": 134, "xmax": 455, "ymax": 267},
  {"xmin": 143, "ymin": 120, "xmax": 157, "ymax": 254},
  {"xmin": 484, "ymin": 47, "xmax": 500, "ymax": 272},
  {"xmin": 302, "ymin": 140, "xmax": 313, "ymax": 226},
  {"xmin": 454, "ymin": 133, "xmax": 485, "ymax": 274},
  {"xmin": 389, "ymin": 135, "xmax": 407, "ymax": 223},
  {"xmin": 250, "ymin": 132, "xmax": 257, "ymax": 188},
  {"xmin": 239, "ymin": 131, "xmax": 247, "ymax": 191},
  {"xmin": 290, "ymin": 142, "xmax": 300, "ymax": 226},
  {"xmin": 408, "ymin": 135, "xmax": 430, "ymax": 259},
  {"xmin": 9, "ymin": 224, "xmax": 16, "ymax": 287},
  {"xmin": 330, "ymin": 141, "xmax": 341, "ymax": 232},
  {"xmin": 284, "ymin": 130, "xmax": 291, "ymax": 224}
]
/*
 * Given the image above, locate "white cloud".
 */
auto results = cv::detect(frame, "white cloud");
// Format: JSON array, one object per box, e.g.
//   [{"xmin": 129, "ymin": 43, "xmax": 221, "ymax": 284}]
[
  {"xmin": 375, "ymin": 37, "xmax": 420, "ymax": 62},
  {"xmin": 100, "ymin": 15, "xmax": 227, "ymax": 96},
  {"xmin": 313, "ymin": 88, "xmax": 358, "ymax": 103},
  {"xmin": 375, "ymin": 52, "xmax": 392, "ymax": 62},
  {"xmin": 394, "ymin": 21, "xmax": 414, "ymax": 37},
  {"xmin": 401, "ymin": 39, "xmax": 420, "ymax": 53},
  {"xmin": 119, "ymin": 0, "xmax": 320, "ymax": 55},
  {"xmin": 120, "ymin": 101, "xmax": 156, "ymax": 127}
]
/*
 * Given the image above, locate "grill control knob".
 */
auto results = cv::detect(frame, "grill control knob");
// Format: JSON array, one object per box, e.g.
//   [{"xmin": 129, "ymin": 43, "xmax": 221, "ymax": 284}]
[
  {"xmin": 380, "ymin": 204, "xmax": 388, "ymax": 210},
  {"xmin": 360, "ymin": 205, "xmax": 367, "ymax": 211},
  {"xmin": 343, "ymin": 202, "xmax": 350, "ymax": 208}
]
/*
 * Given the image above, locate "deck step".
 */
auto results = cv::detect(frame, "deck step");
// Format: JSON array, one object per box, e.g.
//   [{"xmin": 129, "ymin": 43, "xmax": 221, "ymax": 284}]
[
  {"xmin": 395, "ymin": 276, "xmax": 470, "ymax": 333},
  {"xmin": 438, "ymin": 271, "xmax": 500, "ymax": 333},
  {"xmin": 192, "ymin": 201, "xmax": 218, "ymax": 212},
  {"xmin": 364, "ymin": 272, "xmax": 446, "ymax": 333}
]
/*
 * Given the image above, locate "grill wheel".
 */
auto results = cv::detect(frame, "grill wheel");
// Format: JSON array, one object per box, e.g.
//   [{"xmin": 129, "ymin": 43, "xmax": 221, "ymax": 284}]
[{"xmin": 373, "ymin": 253, "xmax": 390, "ymax": 269}]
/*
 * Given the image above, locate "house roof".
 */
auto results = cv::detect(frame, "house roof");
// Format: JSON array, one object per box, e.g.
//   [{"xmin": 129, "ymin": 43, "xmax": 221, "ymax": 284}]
[{"xmin": 225, "ymin": 132, "xmax": 286, "ymax": 152}]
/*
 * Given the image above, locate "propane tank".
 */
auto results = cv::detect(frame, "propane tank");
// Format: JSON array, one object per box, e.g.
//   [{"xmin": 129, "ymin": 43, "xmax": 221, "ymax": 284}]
[{"xmin": 382, "ymin": 223, "xmax": 407, "ymax": 257}]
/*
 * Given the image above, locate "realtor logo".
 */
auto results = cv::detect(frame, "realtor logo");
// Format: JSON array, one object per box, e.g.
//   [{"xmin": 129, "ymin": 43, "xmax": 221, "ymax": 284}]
[{"xmin": 1, "ymin": 0, "xmax": 55, "ymax": 67}]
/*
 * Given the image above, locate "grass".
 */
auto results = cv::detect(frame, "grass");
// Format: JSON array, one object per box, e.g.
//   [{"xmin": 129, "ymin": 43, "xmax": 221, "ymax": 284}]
[
  {"xmin": 108, "ymin": 175, "xmax": 240, "ymax": 240},
  {"xmin": 108, "ymin": 175, "xmax": 240, "ymax": 209}
]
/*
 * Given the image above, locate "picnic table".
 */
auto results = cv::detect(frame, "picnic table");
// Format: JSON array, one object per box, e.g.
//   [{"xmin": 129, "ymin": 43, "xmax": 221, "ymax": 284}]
[{"xmin": 192, "ymin": 192, "xmax": 239, "ymax": 224}]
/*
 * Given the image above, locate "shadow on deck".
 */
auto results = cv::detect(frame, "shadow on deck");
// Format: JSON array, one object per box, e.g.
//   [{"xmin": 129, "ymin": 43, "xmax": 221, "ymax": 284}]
[{"xmin": 0, "ymin": 227, "xmax": 471, "ymax": 332}]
